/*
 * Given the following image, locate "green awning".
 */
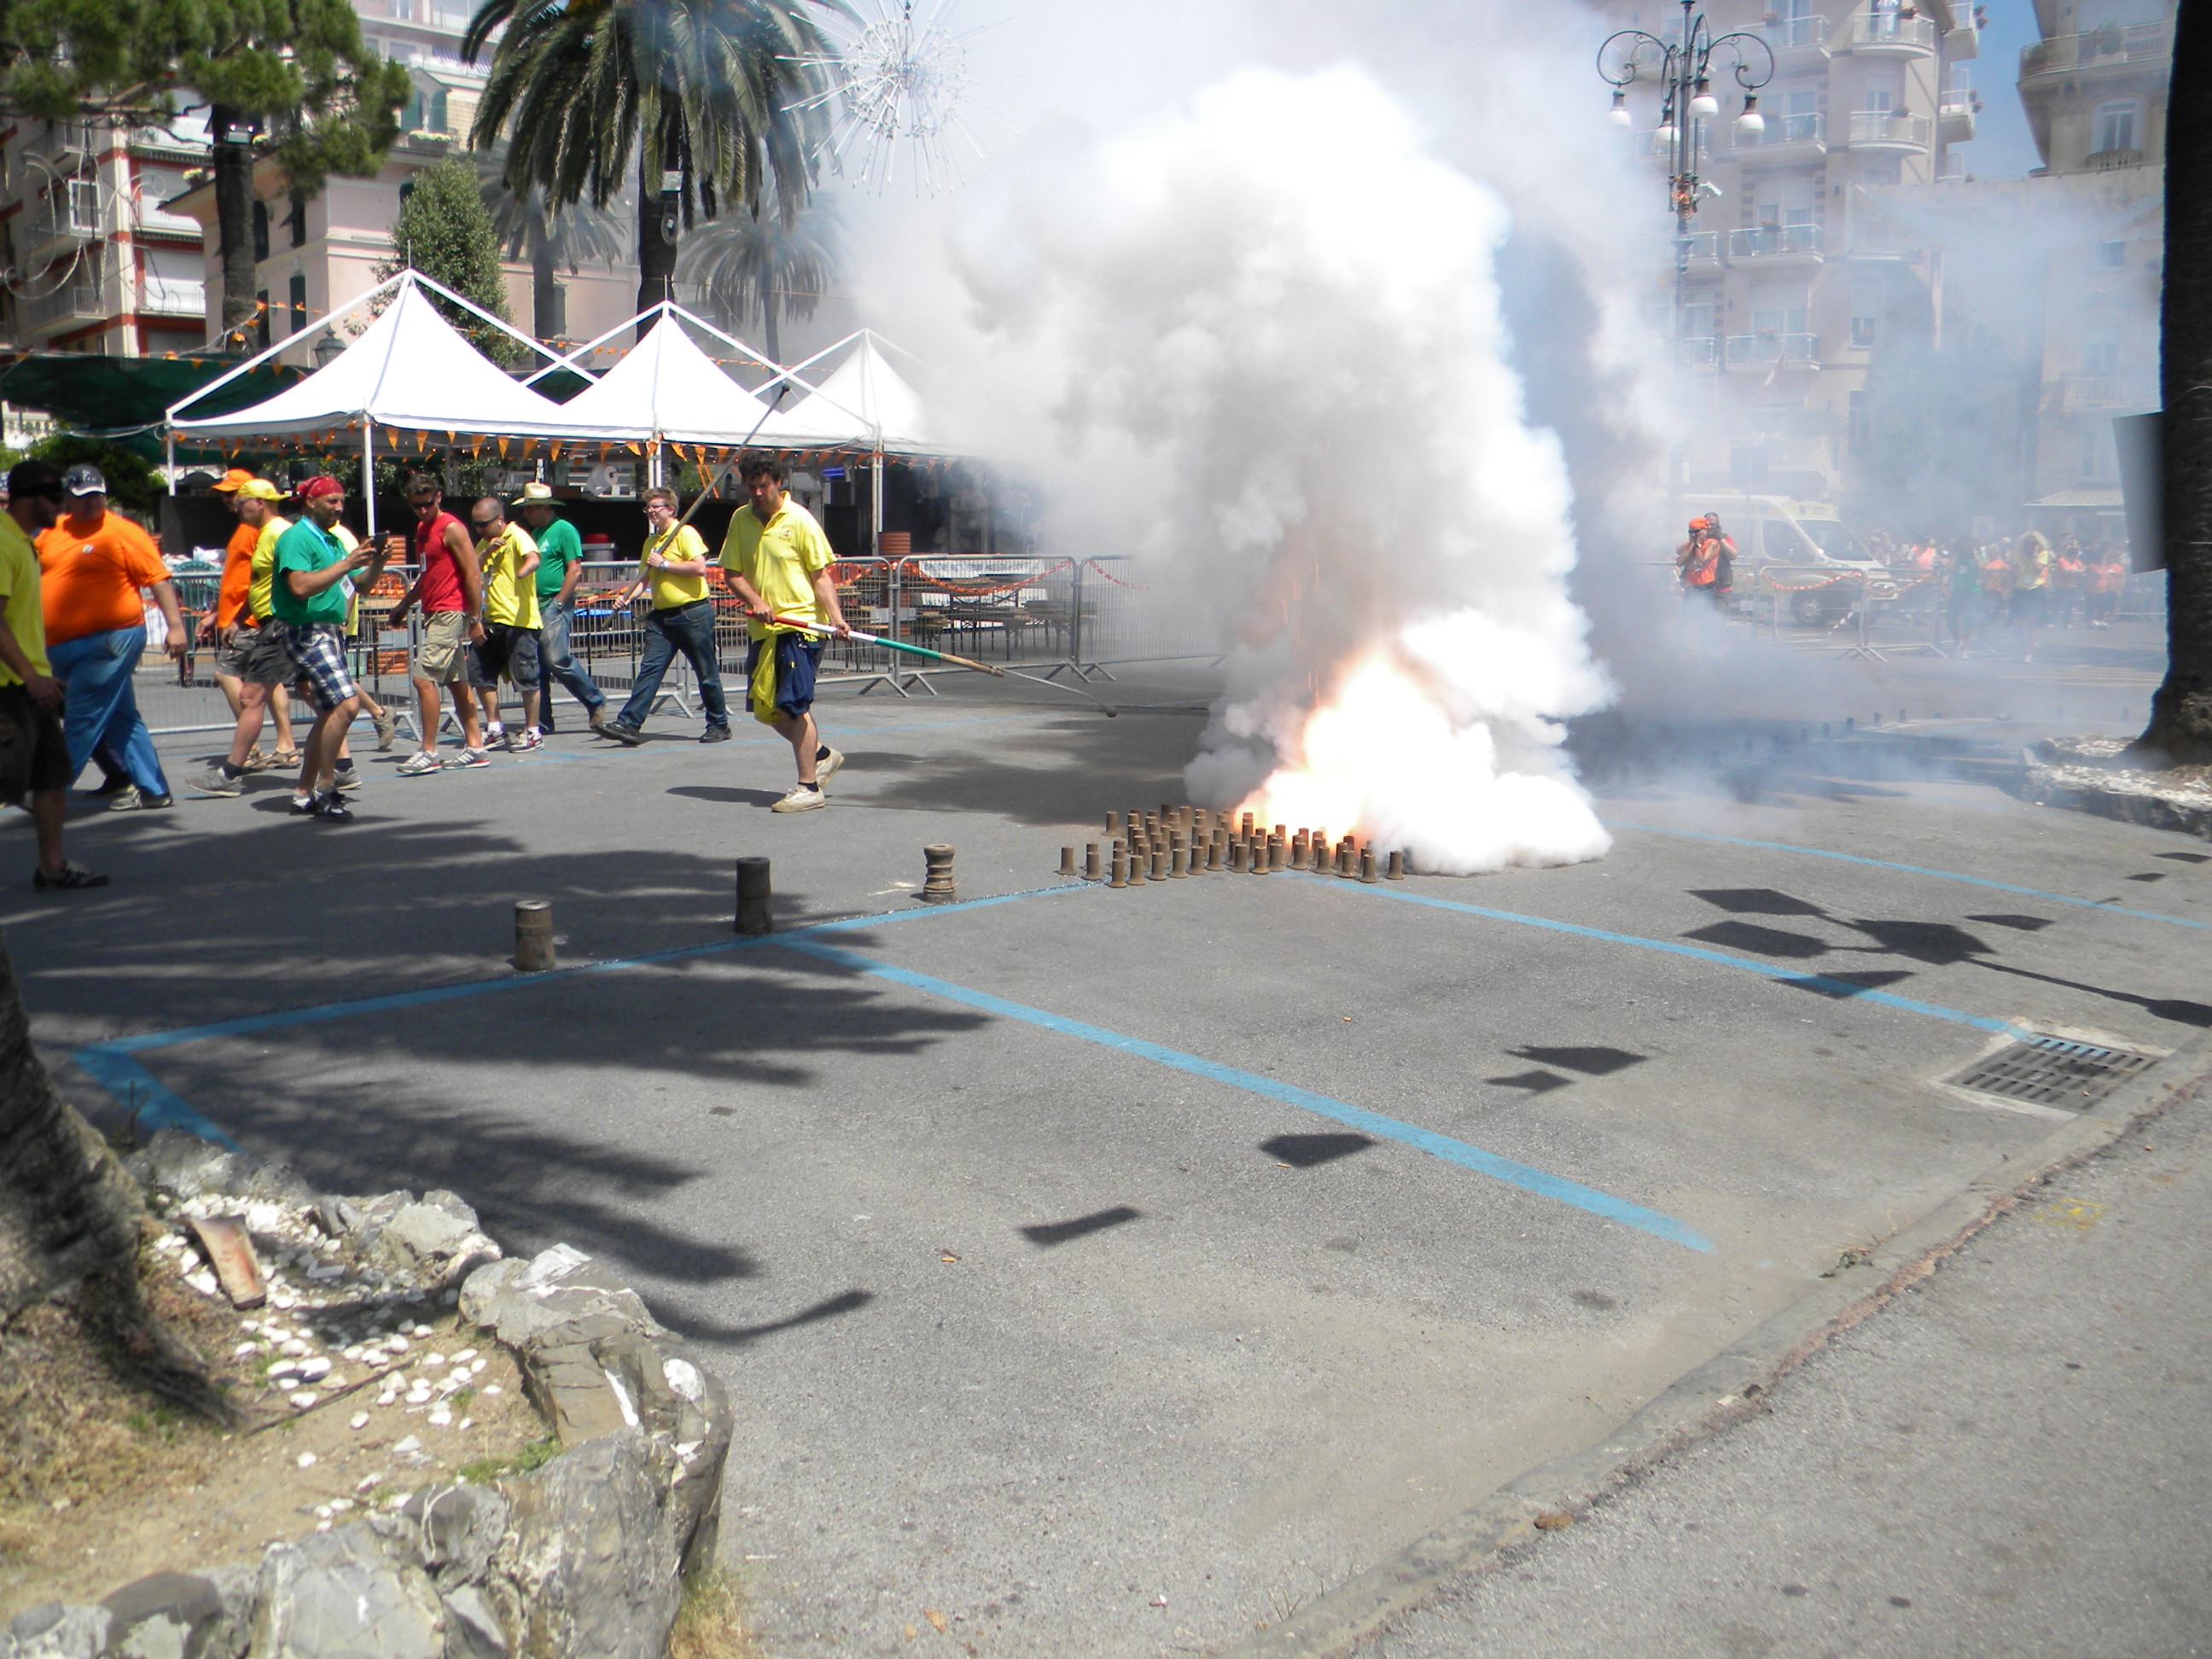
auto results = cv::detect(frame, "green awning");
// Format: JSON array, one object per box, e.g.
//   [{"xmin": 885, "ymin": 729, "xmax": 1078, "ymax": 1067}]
[{"xmin": 0, "ymin": 352, "xmax": 307, "ymax": 434}]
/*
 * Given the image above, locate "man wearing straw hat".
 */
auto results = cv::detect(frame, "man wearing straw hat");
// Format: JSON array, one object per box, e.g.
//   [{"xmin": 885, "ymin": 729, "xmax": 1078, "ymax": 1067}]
[
  {"xmin": 514, "ymin": 481, "xmax": 606, "ymax": 735},
  {"xmin": 719, "ymin": 454, "xmax": 848, "ymax": 812}
]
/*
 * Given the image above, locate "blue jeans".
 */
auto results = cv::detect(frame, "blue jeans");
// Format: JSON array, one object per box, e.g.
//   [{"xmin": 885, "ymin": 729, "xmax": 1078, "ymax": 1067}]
[
  {"xmin": 535, "ymin": 597, "xmax": 604, "ymax": 719},
  {"xmin": 48, "ymin": 626, "xmax": 168, "ymax": 796},
  {"xmin": 616, "ymin": 601, "xmax": 727, "ymax": 730}
]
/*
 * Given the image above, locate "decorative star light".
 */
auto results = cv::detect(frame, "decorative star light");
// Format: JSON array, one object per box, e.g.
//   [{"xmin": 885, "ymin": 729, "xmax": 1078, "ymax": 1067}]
[{"xmin": 789, "ymin": 0, "xmax": 983, "ymax": 195}]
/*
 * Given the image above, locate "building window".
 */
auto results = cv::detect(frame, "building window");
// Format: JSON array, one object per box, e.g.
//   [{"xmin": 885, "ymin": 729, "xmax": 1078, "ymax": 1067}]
[
  {"xmin": 1848, "ymin": 389, "xmax": 1870, "ymax": 451},
  {"xmin": 255, "ymin": 288, "xmax": 270, "ymax": 349},
  {"xmin": 2094, "ymin": 240, "xmax": 2128, "ymax": 269},
  {"xmin": 1851, "ymin": 315, "xmax": 1877, "ymax": 347},
  {"xmin": 2083, "ymin": 341, "xmax": 2119, "ymax": 375},
  {"xmin": 288, "ymin": 193, "xmax": 307, "ymax": 248},
  {"xmin": 288, "ymin": 272, "xmax": 307, "ymax": 335},
  {"xmin": 2079, "ymin": 426, "xmax": 2107, "ymax": 479},
  {"xmin": 252, "ymin": 200, "xmax": 269, "ymax": 263},
  {"xmin": 2093, "ymin": 101, "xmax": 2139, "ymax": 154}
]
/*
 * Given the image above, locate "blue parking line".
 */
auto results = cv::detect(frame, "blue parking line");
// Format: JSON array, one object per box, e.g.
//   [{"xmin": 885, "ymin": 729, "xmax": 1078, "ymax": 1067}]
[
  {"xmin": 778, "ymin": 935, "xmax": 1713, "ymax": 1253},
  {"xmin": 1606, "ymin": 820, "xmax": 2209, "ymax": 932},
  {"xmin": 1292, "ymin": 874, "xmax": 2018, "ymax": 1034}
]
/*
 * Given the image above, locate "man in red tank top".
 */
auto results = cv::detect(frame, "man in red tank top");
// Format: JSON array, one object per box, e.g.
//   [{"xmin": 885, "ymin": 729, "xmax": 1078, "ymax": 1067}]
[{"xmin": 386, "ymin": 475, "xmax": 488, "ymax": 773}]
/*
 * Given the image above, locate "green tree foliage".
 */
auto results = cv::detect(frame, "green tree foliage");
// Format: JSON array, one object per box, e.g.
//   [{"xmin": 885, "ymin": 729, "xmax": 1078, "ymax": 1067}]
[
  {"xmin": 463, "ymin": 0, "xmax": 836, "ymax": 329},
  {"xmin": 376, "ymin": 156, "xmax": 521, "ymax": 364},
  {"xmin": 0, "ymin": 0, "xmax": 410, "ymax": 338},
  {"xmin": 676, "ymin": 199, "xmax": 841, "ymax": 364}
]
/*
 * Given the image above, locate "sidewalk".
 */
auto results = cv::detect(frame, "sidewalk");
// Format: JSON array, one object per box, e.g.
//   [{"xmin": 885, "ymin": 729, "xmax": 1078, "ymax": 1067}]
[{"xmin": 1372, "ymin": 1073, "xmax": 2212, "ymax": 1659}]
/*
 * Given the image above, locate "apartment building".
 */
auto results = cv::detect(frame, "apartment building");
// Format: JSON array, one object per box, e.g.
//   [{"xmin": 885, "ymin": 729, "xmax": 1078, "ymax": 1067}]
[
  {"xmin": 0, "ymin": 109, "xmax": 212, "ymax": 356},
  {"xmin": 1610, "ymin": 0, "xmax": 1988, "ymax": 518}
]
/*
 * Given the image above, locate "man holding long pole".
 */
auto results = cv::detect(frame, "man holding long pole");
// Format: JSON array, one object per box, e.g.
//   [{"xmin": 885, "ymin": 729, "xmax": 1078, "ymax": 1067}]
[{"xmin": 719, "ymin": 454, "xmax": 850, "ymax": 813}]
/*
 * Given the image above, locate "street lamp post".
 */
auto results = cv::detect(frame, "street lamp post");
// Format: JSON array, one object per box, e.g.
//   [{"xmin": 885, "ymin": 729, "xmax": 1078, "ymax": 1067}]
[{"xmin": 1598, "ymin": 1, "xmax": 1774, "ymax": 354}]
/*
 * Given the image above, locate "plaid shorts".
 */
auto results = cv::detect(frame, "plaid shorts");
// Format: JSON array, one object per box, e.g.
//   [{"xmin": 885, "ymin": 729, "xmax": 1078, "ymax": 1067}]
[{"xmin": 272, "ymin": 621, "xmax": 358, "ymax": 714}]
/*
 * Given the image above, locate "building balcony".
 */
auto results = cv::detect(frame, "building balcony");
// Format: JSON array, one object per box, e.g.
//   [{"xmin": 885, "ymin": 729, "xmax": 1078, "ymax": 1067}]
[
  {"xmin": 1844, "ymin": 110, "xmax": 1932, "ymax": 151},
  {"xmin": 136, "ymin": 277, "xmax": 206, "ymax": 317},
  {"xmin": 2020, "ymin": 20, "xmax": 2172, "ymax": 80},
  {"xmin": 21, "ymin": 276, "xmax": 117, "ymax": 338},
  {"xmin": 1760, "ymin": 15, "xmax": 1831, "ymax": 63},
  {"xmin": 1726, "ymin": 333, "xmax": 1819, "ymax": 369},
  {"xmin": 2087, "ymin": 148, "xmax": 2148, "ymax": 172},
  {"xmin": 1727, "ymin": 223, "xmax": 1824, "ymax": 262},
  {"xmin": 1679, "ymin": 335, "xmax": 1720, "ymax": 367},
  {"xmin": 1937, "ymin": 90, "xmax": 1976, "ymax": 142},
  {"xmin": 20, "ymin": 179, "xmax": 106, "ymax": 265},
  {"xmin": 1732, "ymin": 110, "xmax": 1826, "ymax": 165},
  {"xmin": 2052, "ymin": 373, "xmax": 2157, "ymax": 413},
  {"xmin": 1845, "ymin": 13, "xmax": 1936, "ymax": 55}
]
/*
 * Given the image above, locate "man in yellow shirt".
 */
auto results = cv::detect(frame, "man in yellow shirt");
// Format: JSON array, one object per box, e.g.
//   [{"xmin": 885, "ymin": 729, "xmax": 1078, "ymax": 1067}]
[
  {"xmin": 464, "ymin": 496, "xmax": 544, "ymax": 751},
  {"xmin": 593, "ymin": 486, "xmax": 731, "ymax": 747},
  {"xmin": 720, "ymin": 454, "xmax": 850, "ymax": 812},
  {"xmin": 0, "ymin": 460, "xmax": 103, "ymax": 888}
]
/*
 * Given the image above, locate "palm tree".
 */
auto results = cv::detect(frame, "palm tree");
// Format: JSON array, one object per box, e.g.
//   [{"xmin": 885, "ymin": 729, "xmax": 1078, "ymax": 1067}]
[
  {"xmin": 462, "ymin": 0, "xmax": 839, "ymax": 338},
  {"xmin": 2141, "ymin": 0, "xmax": 2212, "ymax": 763},
  {"xmin": 477, "ymin": 151, "xmax": 632, "ymax": 341},
  {"xmin": 677, "ymin": 199, "xmax": 841, "ymax": 362}
]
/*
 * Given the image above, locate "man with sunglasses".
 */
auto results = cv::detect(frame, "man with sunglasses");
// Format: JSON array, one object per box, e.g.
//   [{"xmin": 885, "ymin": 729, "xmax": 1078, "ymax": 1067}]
[
  {"xmin": 269, "ymin": 476, "xmax": 375, "ymax": 820},
  {"xmin": 591, "ymin": 486, "xmax": 731, "ymax": 745},
  {"xmin": 0, "ymin": 461, "xmax": 103, "ymax": 886},
  {"xmin": 465, "ymin": 495, "xmax": 543, "ymax": 750},
  {"xmin": 386, "ymin": 475, "xmax": 489, "ymax": 774}
]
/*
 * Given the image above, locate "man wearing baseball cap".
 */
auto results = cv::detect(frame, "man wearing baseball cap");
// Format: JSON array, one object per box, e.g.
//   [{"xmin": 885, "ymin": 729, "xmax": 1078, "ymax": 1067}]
[
  {"xmin": 0, "ymin": 460, "xmax": 104, "ymax": 888},
  {"xmin": 35, "ymin": 464, "xmax": 187, "ymax": 809},
  {"xmin": 268, "ymin": 474, "xmax": 375, "ymax": 820},
  {"xmin": 197, "ymin": 474, "xmax": 300, "ymax": 793},
  {"xmin": 515, "ymin": 480, "xmax": 606, "ymax": 734}
]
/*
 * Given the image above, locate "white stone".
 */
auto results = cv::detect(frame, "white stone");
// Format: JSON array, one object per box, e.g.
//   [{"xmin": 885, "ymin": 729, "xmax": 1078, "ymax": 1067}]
[
  {"xmin": 451, "ymin": 1348, "xmax": 478, "ymax": 1364},
  {"xmin": 468, "ymin": 1359, "xmax": 486, "ymax": 1377},
  {"xmin": 289, "ymin": 1391, "xmax": 317, "ymax": 1408},
  {"xmin": 457, "ymin": 1418, "xmax": 472, "ymax": 1430},
  {"xmin": 187, "ymin": 1269, "xmax": 219, "ymax": 1295},
  {"xmin": 427, "ymin": 1411, "xmax": 452, "ymax": 1428},
  {"xmin": 296, "ymin": 1452, "xmax": 317, "ymax": 1469},
  {"xmin": 350, "ymin": 1412, "xmax": 370, "ymax": 1430},
  {"xmin": 481, "ymin": 1385, "xmax": 501, "ymax": 1397},
  {"xmin": 425, "ymin": 1353, "xmax": 446, "ymax": 1367},
  {"xmin": 281, "ymin": 1338, "xmax": 311, "ymax": 1357},
  {"xmin": 392, "ymin": 1435, "xmax": 421, "ymax": 1453},
  {"xmin": 297, "ymin": 1357, "xmax": 333, "ymax": 1379}
]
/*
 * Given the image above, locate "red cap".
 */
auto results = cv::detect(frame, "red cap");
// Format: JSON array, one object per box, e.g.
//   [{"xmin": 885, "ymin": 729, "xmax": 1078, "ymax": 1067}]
[{"xmin": 297, "ymin": 474, "xmax": 345, "ymax": 501}]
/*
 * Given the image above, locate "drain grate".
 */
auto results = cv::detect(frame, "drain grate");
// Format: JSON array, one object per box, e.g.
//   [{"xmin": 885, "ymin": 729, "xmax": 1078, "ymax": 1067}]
[{"xmin": 1949, "ymin": 1035, "xmax": 2159, "ymax": 1111}]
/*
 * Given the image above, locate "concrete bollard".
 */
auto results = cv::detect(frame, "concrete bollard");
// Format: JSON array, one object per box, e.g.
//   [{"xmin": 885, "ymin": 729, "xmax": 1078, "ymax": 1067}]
[
  {"xmin": 1359, "ymin": 846, "xmax": 1377, "ymax": 883},
  {"xmin": 1110, "ymin": 847, "xmax": 1128, "ymax": 888},
  {"xmin": 1205, "ymin": 836, "xmax": 1221, "ymax": 872},
  {"xmin": 1107, "ymin": 810, "xmax": 1121, "ymax": 835},
  {"xmin": 734, "ymin": 858, "xmax": 773, "ymax": 935},
  {"xmin": 1150, "ymin": 843, "xmax": 1168, "ymax": 881},
  {"xmin": 1086, "ymin": 842, "xmax": 1102, "ymax": 881},
  {"xmin": 1267, "ymin": 836, "xmax": 1284, "ymax": 873},
  {"xmin": 1386, "ymin": 849, "xmax": 1406, "ymax": 880},
  {"xmin": 1240, "ymin": 812, "xmax": 1254, "ymax": 838},
  {"xmin": 1059, "ymin": 846, "xmax": 1077, "ymax": 878},
  {"xmin": 1230, "ymin": 841, "xmax": 1247, "ymax": 873},
  {"xmin": 1128, "ymin": 842, "xmax": 1147, "ymax": 883},
  {"xmin": 1170, "ymin": 835, "xmax": 1188, "ymax": 878},
  {"xmin": 921, "ymin": 844, "xmax": 958, "ymax": 905},
  {"xmin": 515, "ymin": 899, "xmax": 556, "ymax": 972},
  {"xmin": 1336, "ymin": 840, "xmax": 1354, "ymax": 877}
]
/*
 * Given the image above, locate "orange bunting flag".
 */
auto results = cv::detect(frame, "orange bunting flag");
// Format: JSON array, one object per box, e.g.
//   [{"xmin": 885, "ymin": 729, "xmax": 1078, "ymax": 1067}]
[{"xmin": 498, "ymin": 438, "xmax": 509, "ymax": 458}]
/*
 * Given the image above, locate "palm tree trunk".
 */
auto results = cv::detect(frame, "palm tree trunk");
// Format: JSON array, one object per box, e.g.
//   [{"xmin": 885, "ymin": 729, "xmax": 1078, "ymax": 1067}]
[
  {"xmin": 636, "ymin": 140, "xmax": 679, "ymax": 339},
  {"xmin": 531, "ymin": 222, "xmax": 559, "ymax": 341},
  {"xmin": 211, "ymin": 106, "xmax": 259, "ymax": 348},
  {"xmin": 763, "ymin": 298, "xmax": 782, "ymax": 366},
  {"xmin": 2140, "ymin": 0, "xmax": 2212, "ymax": 763}
]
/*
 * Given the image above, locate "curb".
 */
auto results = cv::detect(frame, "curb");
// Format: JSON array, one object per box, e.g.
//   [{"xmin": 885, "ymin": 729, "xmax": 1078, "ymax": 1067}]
[{"xmin": 1220, "ymin": 1027, "xmax": 2212, "ymax": 1659}]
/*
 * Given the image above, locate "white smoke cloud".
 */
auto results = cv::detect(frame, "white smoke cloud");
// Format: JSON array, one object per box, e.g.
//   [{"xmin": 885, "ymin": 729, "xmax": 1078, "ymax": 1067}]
[{"xmin": 933, "ymin": 63, "xmax": 1615, "ymax": 871}]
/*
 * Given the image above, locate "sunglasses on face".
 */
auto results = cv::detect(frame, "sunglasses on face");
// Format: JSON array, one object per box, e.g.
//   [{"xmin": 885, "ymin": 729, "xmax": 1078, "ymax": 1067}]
[
  {"xmin": 409, "ymin": 498, "xmax": 439, "ymax": 511},
  {"xmin": 471, "ymin": 521, "xmax": 497, "ymax": 533},
  {"xmin": 26, "ymin": 485, "xmax": 66, "ymax": 504}
]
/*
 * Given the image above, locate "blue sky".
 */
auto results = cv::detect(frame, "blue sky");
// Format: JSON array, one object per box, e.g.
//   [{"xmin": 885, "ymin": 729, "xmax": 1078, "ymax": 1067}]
[{"xmin": 1964, "ymin": 0, "xmax": 2045, "ymax": 178}]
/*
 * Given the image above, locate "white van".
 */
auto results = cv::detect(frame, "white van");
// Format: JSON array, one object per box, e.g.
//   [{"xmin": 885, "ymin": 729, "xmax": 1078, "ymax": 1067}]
[{"xmin": 1668, "ymin": 495, "xmax": 1878, "ymax": 623}]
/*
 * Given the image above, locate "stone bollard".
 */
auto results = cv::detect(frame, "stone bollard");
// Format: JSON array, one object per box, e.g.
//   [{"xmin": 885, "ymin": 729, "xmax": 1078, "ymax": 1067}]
[
  {"xmin": 1230, "ymin": 841, "xmax": 1247, "ymax": 873},
  {"xmin": 515, "ymin": 900, "xmax": 556, "ymax": 972},
  {"xmin": 1170, "ymin": 835, "xmax": 1188, "ymax": 878},
  {"xmin": 921, "ymin": 844, "xmax": 958, "ymax": 904},
  {"xmin": 1267, "ymin": 837, "xmax": 1284, "ymax": 873},
  {"xmin": 1240, "ymin": 812, "xmax": 1254, "ymax": 838},
  {"xmin": 734, "ymin": 858, "xmax": 772, "ymax": 935},
  {"xmin": 1085, "ymin": 842, "xmax": 1102, "ymax": 882},
  {"xmin": 1205, "ymin": 835, "xmax": 1221, "ymax": 872},
  {"xmin": 1109, "ymin": 847, "xmax": 1128, "ymax": 888},
  {"xmin": 1359, "ymin": 846, "xmax": 1377, "ymax": 883},
  {"xmin": 1059, "ymin": 847, "xmax": 1078, "ymax": 879},
  {"xmin": 1336, "ymin": 840, "xmax": 1355, "ymax": 877},
  {"xmin": 1150, "ymin": 843, "xmax": 1168, "ymax": 881},
  {"xmin": 1386, "ymin": 849, "xmax": 1406, "ymax": 880},
  {"xmin": 1106, "ymin": 810, "xmax": 1121, "ymax": 836}
]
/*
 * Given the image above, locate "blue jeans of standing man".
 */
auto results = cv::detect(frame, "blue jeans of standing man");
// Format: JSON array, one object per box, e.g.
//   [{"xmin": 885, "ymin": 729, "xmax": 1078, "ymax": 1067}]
[
  {"xmin": 615, "ymin": 600, "xmax": 728, "ymax": 731},
  {"xmin": 535, "ymin": 597, "xmax": 605, "ymax": 724},
  {"xmin": 48, "ymin": 626, "xmax": 170, "ymax": 796}
]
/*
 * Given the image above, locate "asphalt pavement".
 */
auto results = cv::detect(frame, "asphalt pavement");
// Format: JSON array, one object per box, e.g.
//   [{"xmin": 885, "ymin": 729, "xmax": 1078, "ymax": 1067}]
[{"xmin": 9, "ymin": 649, "xmax": 2206, "ymax": 1657}]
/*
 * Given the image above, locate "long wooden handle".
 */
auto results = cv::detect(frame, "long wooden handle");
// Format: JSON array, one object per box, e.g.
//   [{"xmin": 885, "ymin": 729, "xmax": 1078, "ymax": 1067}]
[{"xmin": 766, "ymin": 613, "xmax": 1005, "ymax": 677}]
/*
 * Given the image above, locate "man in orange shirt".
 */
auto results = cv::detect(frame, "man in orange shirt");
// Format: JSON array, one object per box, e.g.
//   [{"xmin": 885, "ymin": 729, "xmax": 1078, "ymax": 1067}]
[
  {"xmin": 207, "ymin": 469, "xmax": 297, "ymax": 768},
  {"xmin": 37, "ymin": 465, "xmax": 187, "ymax": 809}
]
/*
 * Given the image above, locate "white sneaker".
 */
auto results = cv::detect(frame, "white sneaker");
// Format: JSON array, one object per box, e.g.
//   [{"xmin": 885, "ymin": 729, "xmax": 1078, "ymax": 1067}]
[
  {"xmin": 771, "ymin": 784, "xmax": 826, "ymax": 813},
  {"xmin": 396, "ymin": 751, "xmax": 443, "ymax": 777},
  {"xmin": 815, "ymin": 747, "xmax": 846, "ymax": 787}
]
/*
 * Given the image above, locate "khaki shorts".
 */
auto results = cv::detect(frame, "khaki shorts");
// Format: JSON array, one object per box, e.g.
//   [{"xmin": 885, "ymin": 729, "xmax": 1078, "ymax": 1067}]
[{"xmin": 411, "ymin": 610, "xmax": 472, "ymax": 684}]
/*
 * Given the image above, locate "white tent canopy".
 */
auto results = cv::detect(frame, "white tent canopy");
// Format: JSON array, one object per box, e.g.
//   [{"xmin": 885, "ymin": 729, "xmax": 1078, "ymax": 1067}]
[
  {"xmin": 765, "ymin": 334, "xmax": 931, "ymax": 452},
  {"xmin": 169, "ymin": 275, "xmax": 594, "ymax": 442},
  {"xmin": 553, "ymin": 309, "xmax": 783, "ymax": 445}
]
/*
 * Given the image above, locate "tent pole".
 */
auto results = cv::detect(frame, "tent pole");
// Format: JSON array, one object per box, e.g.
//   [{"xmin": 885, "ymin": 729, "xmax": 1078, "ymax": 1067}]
[
  {"xmin": 363, "ymin": 424, "xmax": 376, "ymax": 540},
  {"xmin": 165, "ymin": 428, "xmax": 175, "ymax": 495},
  {"xmin": 649, "ymin": 441, "xmax": 662, "ymax": 491},
  {"xmin": 872, "ymin": 440, "xmax": 884, "ymax": 558}
]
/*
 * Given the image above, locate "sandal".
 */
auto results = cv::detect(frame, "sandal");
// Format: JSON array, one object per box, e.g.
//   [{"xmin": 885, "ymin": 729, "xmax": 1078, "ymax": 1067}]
[
  {"xmin": 34, "ymin": 860, "xmax": 109, "ymax": 890},
  {"xmin": 269, "ymin": 749, "xmax": 303, "ymax": 770}
]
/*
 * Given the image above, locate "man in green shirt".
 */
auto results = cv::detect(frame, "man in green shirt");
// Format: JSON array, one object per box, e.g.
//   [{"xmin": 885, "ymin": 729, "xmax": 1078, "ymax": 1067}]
[
  {"xmin": 270, "ymin": 475, "xmax": 375, "ymax": 821},
  {"xmin": 720, "ymin": 454, "xmax": 849, "ymax": 812},
  {"xmin": 0, "ymin": 460, "xmax": 103, "ymax": 888},
  {"xmin": 516, "ymin": 481, "xmax": 605, "ymax": 735}
]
